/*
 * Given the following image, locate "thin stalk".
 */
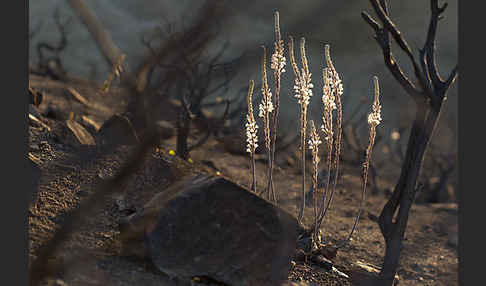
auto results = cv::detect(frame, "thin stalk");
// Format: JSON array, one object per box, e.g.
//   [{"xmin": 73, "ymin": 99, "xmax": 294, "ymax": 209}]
[
  {"xmin": 320, "ymin": 99, "xmax": 342, "ymax": 221},
  {"xmin": 268, "ymin": 74, "xmax": 280, "ymax": 203},
  {"xmin": 298, "ymin": 106, "xmax": 307, "ymax": 222},
  {"xmin": 319, "ymin": 46, "xmax": 344, "ymax": 226},
  {"xmin": 309, "ymin": 120, "xmax": 322, "ymax": 248},
  {"xmin": 289, "ymin": 36, "xmax": 313, "ymax": 223},
  {"xmin": 317, "ymin": 136, "xmax": 333, "ymax": 228},
  {"xmin": 260, "ymin": 45, "xmax": 273, "ymax": 201},
  {"xmin": 337, "ymin": 76, "xmax": 381, "ymax": 249},
  {"xmin": 246, "ymin": 79, "xmax": 258, "ymax": 193},
  {"xmin": 319, "ymin": 98, "xmax": 342, "ymax": 226},
  {"xmin": 266, "ymin": 142, "xmax": 273, "ymax": 200},
  {"xmin": 267, "ymin": 11, "xmax": 285, "ymax": 204},
  {"xmin": 316, "ymin": 65, "xmax": 335, "ymax": 230},
  {"xmin": 250, "ymin": 152, "xmax": 256, "ymax": 192},
  {"xmin": 337, "ymin": 129, "xmax": 375, "ymax": 248}
]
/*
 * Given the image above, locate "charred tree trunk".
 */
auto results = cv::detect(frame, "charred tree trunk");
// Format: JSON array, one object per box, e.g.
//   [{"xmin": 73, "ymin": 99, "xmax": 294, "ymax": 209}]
[
  {"xmin": 176, "ymin": 106, "xmax": 191, "ymax": 160},
  {"xmin": 362, "ymin": 0, "xmax": 458, "ymax": 284},
  {"xmin": 378, "ymin": 102, "xmax": 441, "ymax": 284}
]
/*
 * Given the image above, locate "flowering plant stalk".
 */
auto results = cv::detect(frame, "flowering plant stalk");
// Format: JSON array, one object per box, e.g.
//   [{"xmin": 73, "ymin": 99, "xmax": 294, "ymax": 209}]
[
  {"xmin": 245, "ymin": 80, "xmax": 258, "ymax": 192},
  {"xmin": 336, "ymin": 76, "xmax": 382, "ymax": 248},
  {"xmin": 289, "ymin": 36, "xmax": 314, "ymax": 223},
  {"xmin": 259, "ymin": 45, "xmax": 275, "ymax": 201},
  {"xmin": 317, "ymin": 45, "xmax": 344, "ymax": 232},
  {"xmin": 266, "ymin": 11, "xmax": 286, "ymax": 204},
  {"xmin": 308, "ymin": 120, "xmax": 322, "ymax": 248}
]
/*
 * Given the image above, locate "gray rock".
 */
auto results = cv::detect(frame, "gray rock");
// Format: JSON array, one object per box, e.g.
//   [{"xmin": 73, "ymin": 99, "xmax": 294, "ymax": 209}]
[
  {"xmin": 120, "ymin": 174, "xmax": 298, "ymax": 286},
  {"xmin": 98, "ymin": 114, "xmax": 139, "ymax": 146}
]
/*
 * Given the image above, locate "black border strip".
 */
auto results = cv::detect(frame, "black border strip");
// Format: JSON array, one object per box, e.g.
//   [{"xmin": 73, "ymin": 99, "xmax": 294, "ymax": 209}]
[
  {"xmin": 458, "ymin": 0, "xmax": 481, "ymax": 285},
  {"xmin": 2, "ymin": 0, "xmax": 28, "ymax": 285}
]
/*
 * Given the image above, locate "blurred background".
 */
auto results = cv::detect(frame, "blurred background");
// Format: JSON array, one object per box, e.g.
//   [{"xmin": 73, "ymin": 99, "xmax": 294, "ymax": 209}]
[{"xmin": 29, "ymin": 0, "xmax": 458, "ymax": 203}]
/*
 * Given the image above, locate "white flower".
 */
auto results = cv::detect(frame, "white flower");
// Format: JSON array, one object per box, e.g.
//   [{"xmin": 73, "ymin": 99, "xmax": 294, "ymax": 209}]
[
  {"xmin": 330, "ymin": 72, "xmax": 343, "ymax": 97},
  {"xmin": 293, "ymin": 72, "xmax": 313, "ymax": 107},
  {"xmin": 367, "ymin": 100, "xmax": 382, "ymax": 126},
  {"xmin": 271, "ymin": 51, "xmax": 286, "ymax": 74},
  {"xmin": 367, "ymin": 108, "xmax": 382, "ymax": 126},
  {"xmin": 245, "ymin": 114, "xmax": 259, "ymax": 153},
  {"xmin": 322, "ymin": 73, "xmax": 337, "ymax": 112},
  {"xmin": 308, "ymin": 137, "xmax": 322, "ymax": 150},
  {"xmin": 320, "ymin": 124, "xmax": 333, "ymax": 142},
  {"xmin": 308, "ymin": 120, "xmax": 322, "ymax": 151},
  {"xmin": 321, "ymin": 68, "xmax": 336, "ymax": 143},
  {"xmin": 368, "ymin": 76, "xmax": 382, "ymax": 127},
  {"xmin": 259, "ymin": 87, "xmax": 274, "ymax": 118}
]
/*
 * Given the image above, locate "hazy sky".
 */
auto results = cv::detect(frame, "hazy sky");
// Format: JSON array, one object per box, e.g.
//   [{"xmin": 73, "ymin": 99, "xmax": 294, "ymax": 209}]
[{"xmin": 29, "ymin": 0, "xmax": 458, "ymax": 138}]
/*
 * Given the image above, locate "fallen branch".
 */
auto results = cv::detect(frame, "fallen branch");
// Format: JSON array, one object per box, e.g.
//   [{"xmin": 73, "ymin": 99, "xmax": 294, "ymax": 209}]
[{"xmin": 67, "ymin": 0, "xmax": 123, "ymax": 68}]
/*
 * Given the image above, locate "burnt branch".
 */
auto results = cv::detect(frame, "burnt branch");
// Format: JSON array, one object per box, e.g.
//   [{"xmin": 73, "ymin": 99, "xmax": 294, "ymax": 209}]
[
  {"xmin": 68, "ymin": 0, "xmax": 124, "ymax": 69},
  {"xmin": 363, "ymin": 0, "xmax": 458, "ymax": 108},
  {"xmin": 423, "ymin": 1, "xmax": 449, "ymax": 88},
  {"xmin": 368, "ymin": 0, "xmax": 429, "ymax": 93},
  {"xmin": 132, "ymin": 0, "xmax": 241, "ymax": 159},
  {"xmin": 36, "ymin": 8, "xmax": 71, "ymax": 59},
  {"xmin": 34, "ymin": 8, "xmax": 71, "ymax": 79},
  {"xmin": 361, "ymin": 11, "xmax": 423, "ymax": 103}
]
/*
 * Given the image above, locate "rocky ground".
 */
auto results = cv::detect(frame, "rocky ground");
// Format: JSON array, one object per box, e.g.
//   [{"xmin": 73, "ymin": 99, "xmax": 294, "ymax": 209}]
[{"xmin": 28, "ymin": 75, "xmax": 458, "ymax": 285}]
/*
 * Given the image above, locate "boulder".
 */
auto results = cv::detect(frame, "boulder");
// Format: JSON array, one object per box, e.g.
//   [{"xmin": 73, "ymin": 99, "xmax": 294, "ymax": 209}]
[
  {"xmin": 97, "ymin": 114, "xmax": 139, "ymax": 146},
  {"xmin": 119, "ymin": 173, "xmax": 298, "ymax": 285}
]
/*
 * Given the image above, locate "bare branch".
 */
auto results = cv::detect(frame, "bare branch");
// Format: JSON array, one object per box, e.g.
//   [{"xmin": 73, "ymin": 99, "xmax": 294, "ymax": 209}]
[
  {"xmin": 423, "ymin": 0, "xmax": 447, "ymax": 88},
  {"xmin": 362, "ymin": 11, "xmax": 423, "ymax": 102},
  {"xmin": 68, "ymin": 0, "xmax": 123, "ymax": 68},
  {"xmin": 369, "ymin": 0, "xmax": 430, "ymax": 94},
  {"xmin": 419, "ymin": 48, "xmax": 434, "ymax": 92},
  {"xmin": 445, "ymin": 65, "xmax": 458, "ymax": 87},
  {"xmin": 36, "ymin": 8, "xmax": 70, "ymax": 63}
]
